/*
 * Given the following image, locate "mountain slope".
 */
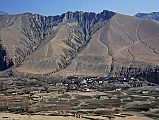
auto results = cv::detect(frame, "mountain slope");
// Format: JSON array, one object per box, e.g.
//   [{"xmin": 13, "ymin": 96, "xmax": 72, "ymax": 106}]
[
  {"xmin": 0, "ymin": 10, "xmax": 116, "ymax": 74},
  {"xmin": 0, "ymin": 11, "xmax": 159, "ymax": 78},
  {"xmin": 0, "ymin": 13, "xmax": 61, "ymax": 66},
  {"xmin": 55, "ymin": 14, "xmax": 159, "ymax": 76}
]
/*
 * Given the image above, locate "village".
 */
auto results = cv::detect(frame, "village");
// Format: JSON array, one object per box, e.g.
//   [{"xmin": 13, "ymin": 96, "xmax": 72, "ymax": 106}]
[
  {"xmin": 0, "ymin": 75, "xmax": 159, "ymax": 120},
  {"xmin": 0, "ymin": 75, "xmax": 157, "ymax": 95}
]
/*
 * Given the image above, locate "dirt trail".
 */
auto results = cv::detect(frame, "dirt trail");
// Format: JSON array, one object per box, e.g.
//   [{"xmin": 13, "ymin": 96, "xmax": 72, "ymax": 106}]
[{"xmin": 136, "ymin": 21, "xmax": 159, "ymax": 55}]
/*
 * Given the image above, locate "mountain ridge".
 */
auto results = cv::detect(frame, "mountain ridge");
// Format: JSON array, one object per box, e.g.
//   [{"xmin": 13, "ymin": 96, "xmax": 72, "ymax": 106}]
[
  {"xmin": 135, "ymin": 11, "xmax": 159, "ymax": 21},
  {"xmin": 0, "ymin": 10, "xmax": 159, "ymax": 81},
  {"xmin": 0, "ymin": 11, "xmax": 8, "ymax": 15}
]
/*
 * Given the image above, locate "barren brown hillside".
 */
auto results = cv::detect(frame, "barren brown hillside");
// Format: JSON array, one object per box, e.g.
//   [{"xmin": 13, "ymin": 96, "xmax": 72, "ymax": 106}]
[
  {"xmin": 50, "ymin": 14, "xmax": 159, "ymax": 76},
  {"xmin": 0, "ymin": 11, "xmax": 159, "ymax": 78}
]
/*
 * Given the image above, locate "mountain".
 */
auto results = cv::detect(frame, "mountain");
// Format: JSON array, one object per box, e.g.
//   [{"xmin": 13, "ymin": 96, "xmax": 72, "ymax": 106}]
[
  {"xmin": 0, "ymin": 11, "xmax": 8, "ymax": 15},
  {"xmin": 0, "ymin": 43, "xmax": 14, "ymax": 71},
  {"xmin": 135, "ymin": 12, "xmax": 159, "ymax": 21},
  {"xmin": 0, "ymin": 10, "xmax": 115, "ymax": 73},
  {"xmin": 0, "ymin": 10, "xmax": 159, "ymax": 81}
]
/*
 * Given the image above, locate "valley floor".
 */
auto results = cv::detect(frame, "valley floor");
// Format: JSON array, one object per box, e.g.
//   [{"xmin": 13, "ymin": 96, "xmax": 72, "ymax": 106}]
[{"xmin": 0, "ymin": 112, "xmax": 153, "ymax": 120}]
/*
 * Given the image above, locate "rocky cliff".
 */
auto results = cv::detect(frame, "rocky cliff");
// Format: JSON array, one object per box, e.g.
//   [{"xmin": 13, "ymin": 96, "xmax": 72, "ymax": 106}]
[{"xmin": 0, "ymin": 10, "xmax": 159, "ymax": 80}]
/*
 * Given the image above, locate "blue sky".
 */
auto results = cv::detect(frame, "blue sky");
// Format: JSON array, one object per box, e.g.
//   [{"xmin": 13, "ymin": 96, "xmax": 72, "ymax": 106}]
[{"xmin": 0, "ymin": 0, "xmax": 159, "ymax": 16}]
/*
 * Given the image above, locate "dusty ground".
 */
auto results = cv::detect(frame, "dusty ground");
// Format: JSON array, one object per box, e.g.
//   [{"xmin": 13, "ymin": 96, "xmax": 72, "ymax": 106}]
[
  {"xmin": 83, "ymin": 115, "xmax": 153, "ymax": 120},
  {"xmin": 0, "ymin": 112, "xmax": 86, "ymax": 120},
  {"xmin": 0, "ymin": 112, "xmax": 153, "ymax": 120}
]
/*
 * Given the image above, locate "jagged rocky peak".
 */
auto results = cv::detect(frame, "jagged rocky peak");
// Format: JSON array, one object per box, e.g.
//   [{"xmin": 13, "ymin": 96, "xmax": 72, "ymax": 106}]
[
  {"xmin": 59, "ymin": 10, "xmax": 116, "ymax": 39},
  {"xmin": 135, "ymin": 11, "xmax": 159, "ymax": 21},
  {"xmin": 12, "ymin": 10, "xmax": 116, "ymax": 25},
  {"xmin": 61, "ymin": 10, "xmax": 116, "ymax": 22}
]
